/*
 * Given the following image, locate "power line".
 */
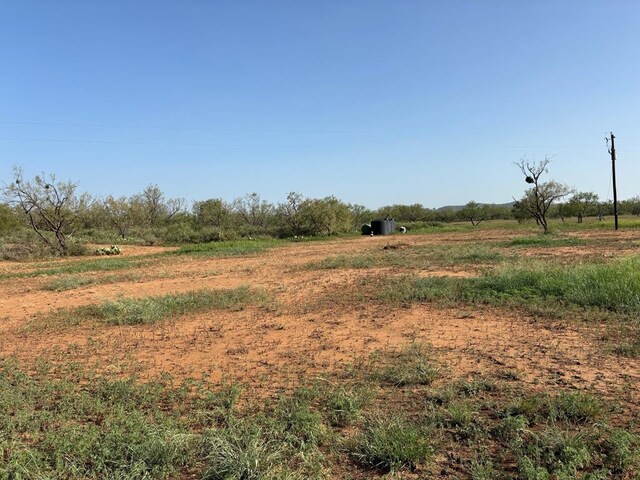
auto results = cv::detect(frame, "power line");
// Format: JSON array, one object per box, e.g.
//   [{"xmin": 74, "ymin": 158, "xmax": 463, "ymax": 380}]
[
  {"xmin": 1, "ymin": 136, "xmax": 636, "ymax": 151},
  {"xmin": 0, "ymin": 120, "xmax": 634, "ymax": 138}
]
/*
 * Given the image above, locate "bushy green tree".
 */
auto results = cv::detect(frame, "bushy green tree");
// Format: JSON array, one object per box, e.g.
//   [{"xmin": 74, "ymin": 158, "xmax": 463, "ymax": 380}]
[
  {"xmin": 103, "ymin": 195, "xmax": 146, "ymax": 239},
  {"xmin": 458, "ymin": 201, "xmax": 488, "ymax": 226},
  {"xmin": 377, "ymin": 203, "xmax": 427, "ymax": 222},
  {"xmin": 193, "ymin": 198, "xmax": 232, "ymax": 229},
  {"xmin": 0, "ymin": 203, "xmax": 20, "ymax": 235},
  {"xmin": 300, "ymin": 196, "xmax": 352, "ymax": 236},
  {"xmin": 348, "ymin": 203, "xmax": 373, "ymax": 230},
  {"xmin": 232, "ymin": 193, "xmax": 275, "ymax": 233},
  {"xmin": 620, "ymin": 196, "xmax": 640, "ymax": 216},
  {"xmin": 137, "ymin": 184, "xmax": 186, "ymax": 227},
  {"xmin": 565, "ymin": 191, "xmax": 599, "ymax": 223},
  {"xmin": 277, "ymin": 192, "xmax": 306, "ymax": 236}
]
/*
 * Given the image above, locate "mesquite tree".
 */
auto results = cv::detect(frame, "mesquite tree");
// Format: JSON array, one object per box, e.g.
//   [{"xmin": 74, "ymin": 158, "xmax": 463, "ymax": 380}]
[
  {"xmin": 2, "ymin": 169, "xmax": 90, "ymax": 254},
  {"xmin": 459, "ymin": 201, "xmax": 488, "ymax": 226},
  {"xmin": 515, "ymin": 157, "xmax": 571, "ymax": 233}
]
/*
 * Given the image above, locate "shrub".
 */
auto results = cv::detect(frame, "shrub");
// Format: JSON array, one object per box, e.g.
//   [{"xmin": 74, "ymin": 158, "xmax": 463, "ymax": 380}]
[{"xmin": 0, "ymin": 230, "xmax": 56, "ymax": 260}]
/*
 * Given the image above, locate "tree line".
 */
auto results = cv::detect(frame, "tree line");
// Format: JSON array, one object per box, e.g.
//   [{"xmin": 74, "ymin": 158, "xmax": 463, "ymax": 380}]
[{"xmin": 1, "ymin": 167, "xmax": 638, "ymax": 257}]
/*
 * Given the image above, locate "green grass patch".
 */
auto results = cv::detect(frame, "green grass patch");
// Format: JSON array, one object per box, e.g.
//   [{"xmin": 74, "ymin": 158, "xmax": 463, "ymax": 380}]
[
  {"xmin": 201, "ymin": 423, "xmax": 286, "ymax": 480},
  {"xmin": 320, "ymin": 385, "xmax": 373, "ymax": 428},
  {"xmin": 349, "ymin": 413, "xmax": 434, "ymax": 473},
  {"xmin": 506, "ymin": 392, "xmax": 602, "ymax": 425},
  {"xmin": 81, "ymin": 287, "xmax": 269, "ymax": 326},
  {"xmin": 372, "ymin": 343, "xmax": 440, "ymax": 387},
  {"xmin": 379, "ymin": 255, "xmax": 640, "ymax": 315},
  {"xmin": 305, "ymin": 244, "xmax": 505, "ymax": 271},
  {"xmin": 614, "ymin": 340, "xmax": 640, "ymax": 358},
  {"xmin": 506, "ymin": 235, "xmax": 587, "ymax": 247},
  {"xmin": 173, "ymin": 238, "xmax": 282, "ymax": 257},
  {"xmin": 34, "ymin": 287, "xmax": 271, "ymax": 328},
  {"xmin": 42, "ymin": 272, "xmax": 146, "ymax": 292},
  {"xmin": 0, "ymin": 257, "xmax": 150, "ymax": 280},
  {"xmin": 0, "ymin": 363, "xmax": 196, "ymax": 480},
  {"xmin": 557, "ymin": 216, "xmax": 640, "ymax": 230}
]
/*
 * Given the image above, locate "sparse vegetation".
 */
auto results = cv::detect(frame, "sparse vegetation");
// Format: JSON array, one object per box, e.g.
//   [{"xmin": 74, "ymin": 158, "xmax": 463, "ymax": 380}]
[
  {"xmin": 2, "ymin": 220, "xmax": 640, "ymax": 478},
  {"xmin": 373, "ymin": 343, "xmax": 440, "ymax": 387},
  {"xmin": 377, "ymin": 254, "xmax": 640, "ymax": 316},
  {"xmin": 3, "ymin": 348, "xmax": 636, "ymax": 479},
  {"xmin": 49, "ymin": 287, "xmax": 271, "ymax": 326},
  {"xmin": 174, "ymin": 238, "xmax": 282, "ymax": 257}
]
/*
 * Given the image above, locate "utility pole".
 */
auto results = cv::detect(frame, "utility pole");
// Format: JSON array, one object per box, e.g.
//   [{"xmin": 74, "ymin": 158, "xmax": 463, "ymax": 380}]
[{"xmin": 607, "ymin": 132, "xmax": 619, "ymax": 230}]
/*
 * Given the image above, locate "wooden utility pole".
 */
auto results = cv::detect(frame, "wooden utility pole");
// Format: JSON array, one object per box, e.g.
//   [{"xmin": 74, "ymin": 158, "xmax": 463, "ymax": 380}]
[{"xmin": 608, "ymin": 132, "xmax": 619, "ymax": 230}]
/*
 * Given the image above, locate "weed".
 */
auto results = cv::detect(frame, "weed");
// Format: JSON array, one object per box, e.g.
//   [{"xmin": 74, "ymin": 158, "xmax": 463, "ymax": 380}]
[
  {"xmin": 320, "ymin": 385, "xmax": 373, "ymax": 427},
  {"xmin": 457, "ymin": 378, "xmax": 497, "ymax": 396},
  {"xmin": 0, "ymin": 363, "xmax": 197, "ymax": 479},
  {"xmin": 378, "ymin": 255, "xmax": 640, "ymax": 316},
  {"xmin": 0, "ymin": 257, "xmax": 148, "ymax": 279},
  {"xmin": 506, "ymin": 394, "xmax": 550, "ymax": 423},
  {"xmin": 437, "ymin": 399, "xmax": 484, "ymax": 439},
  {"xmin": 514, "ymin": 428, "xmax": 592, "ymax": 479},
  {"xmin": 468, "ymin": 453, "xmax": 496, "ymax": 480},
  {"xmin": 595, "ymin": 426, "xmax": 640, "ymax": 474},
  {"xmin": 42, "ymin": 272, "xmax": 146, "ymax": 291},
  {"xmin": 305, "ymin": 243, "xmax": 504, "ymax": 271},
  {"xmin": 492, "ymin": 415, "xmax": 529, "ymax": 442},
  {"xmin": 42, "ymin": 276, "xmax": 98, "ymax": 291},
  {"xmin": 373, "ymin": 343, "xmax": 439, "ymax": 387},
  {"xmin": 194, "ymin": 383, "xmax": 242, "ymax": 427},
  {"xmin": 504, "ymin": 392, "xmax": 601, "ymax": 425},
  {"xmin": 614, "ymin": 339, "xmax": 640, "ymax": 358},
  {"xmin": 201, "ymin": 423, "xmax": 283, "ymax": 480},
  {"xmin": 273, "ymin": 394, "xmax": 328, "ymax": 449},
  {"xmin": 549, "ymin": 392, "xmax": 603, "ymax": 423},
  {"xmin": 349, "ymin": 413, "xmax": 433, "ymax": 473}
]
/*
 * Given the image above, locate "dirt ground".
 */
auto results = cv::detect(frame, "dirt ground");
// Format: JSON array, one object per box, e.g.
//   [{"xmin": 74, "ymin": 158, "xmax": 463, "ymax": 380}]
[{"xmin": 1, "ymin": 229, "xmax": 639, "ymax": 407}]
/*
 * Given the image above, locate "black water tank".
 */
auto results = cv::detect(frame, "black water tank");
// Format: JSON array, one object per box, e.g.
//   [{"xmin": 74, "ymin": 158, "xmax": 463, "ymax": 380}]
[{"xmin": 371, "ymin": 219, "xmax": 395, "ymax": 235}]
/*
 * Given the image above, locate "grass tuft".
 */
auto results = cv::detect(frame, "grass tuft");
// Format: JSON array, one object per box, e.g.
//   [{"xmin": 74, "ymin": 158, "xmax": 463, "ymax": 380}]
[
  {"xmin": 373, "ymin": 343, "xmax": 440, "ymax": 387},
  {"xmin": 349, "ymin": 413, "xmax": 433, "ymax": 473},
  {"xmin": 201, "ymin": 423, "xmax": 283, "ymax": 480}
]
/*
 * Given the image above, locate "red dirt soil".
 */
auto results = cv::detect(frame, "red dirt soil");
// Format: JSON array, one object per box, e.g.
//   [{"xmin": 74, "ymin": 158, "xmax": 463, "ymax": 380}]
[{"xmin": 1, "ymin": 230, "xmax": 639, "ymax": 406}]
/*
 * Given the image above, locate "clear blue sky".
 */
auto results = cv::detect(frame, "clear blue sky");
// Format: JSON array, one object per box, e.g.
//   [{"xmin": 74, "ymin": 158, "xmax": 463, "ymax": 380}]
[{"xmin": 1, "ymin": 1, "xmax": 638, "ymax": 209}]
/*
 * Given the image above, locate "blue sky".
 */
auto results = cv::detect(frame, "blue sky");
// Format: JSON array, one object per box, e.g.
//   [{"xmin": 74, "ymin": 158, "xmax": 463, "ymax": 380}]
[{"xmin": 1, "ymin": 1, "xmax": 638, "ymax": 209}]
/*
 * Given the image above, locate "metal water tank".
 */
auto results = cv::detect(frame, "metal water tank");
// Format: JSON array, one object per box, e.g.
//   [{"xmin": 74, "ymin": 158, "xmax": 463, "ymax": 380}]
[{"xmin": 371, "ymin": 219, "xmax": 395, "ymax": 235}]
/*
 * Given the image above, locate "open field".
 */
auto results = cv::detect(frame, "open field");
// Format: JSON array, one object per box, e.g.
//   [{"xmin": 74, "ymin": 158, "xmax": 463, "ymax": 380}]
[{"xmin": 1, "ymin": 223, "xmax": 639, "ymax": 479}]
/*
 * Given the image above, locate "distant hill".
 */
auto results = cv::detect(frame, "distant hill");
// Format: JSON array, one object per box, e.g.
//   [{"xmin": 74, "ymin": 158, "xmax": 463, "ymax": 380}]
[{"xmin": 436, "ymin": 202, "xmax": 515, "ymax": 212}]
